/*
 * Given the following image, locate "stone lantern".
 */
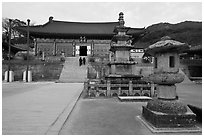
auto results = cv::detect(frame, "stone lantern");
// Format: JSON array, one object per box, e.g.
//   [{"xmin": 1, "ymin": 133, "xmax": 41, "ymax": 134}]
[{"xmin": 142, "ymin": 36, "xmax": 197, "ymax": 129}]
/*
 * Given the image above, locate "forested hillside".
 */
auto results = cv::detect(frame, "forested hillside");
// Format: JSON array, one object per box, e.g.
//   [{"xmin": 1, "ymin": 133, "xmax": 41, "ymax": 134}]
[{"xmin": 134, "ymin": 21, "xmax": 202, "ymax": 48}]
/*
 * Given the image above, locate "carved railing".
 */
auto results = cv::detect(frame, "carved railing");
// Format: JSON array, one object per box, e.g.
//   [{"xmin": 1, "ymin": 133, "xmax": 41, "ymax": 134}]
[{"xmin": 84, "ymin": 80, "xmax": 156, "ymax": 98}]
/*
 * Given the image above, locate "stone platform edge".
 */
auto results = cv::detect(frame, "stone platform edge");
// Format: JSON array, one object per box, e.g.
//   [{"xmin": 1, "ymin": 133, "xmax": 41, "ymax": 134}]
[{"xmin": 45, "ymin": 87, "xmax": 84, "ymax": 135}]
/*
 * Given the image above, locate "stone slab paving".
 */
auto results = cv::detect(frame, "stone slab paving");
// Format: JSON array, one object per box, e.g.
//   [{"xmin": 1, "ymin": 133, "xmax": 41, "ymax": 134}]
[
  {"xmin": 59, "ymin": 82, "xmax": 202, "ymax": 135},
  {"xmin": 59, "ymin": 98, "xmax": 152, "ymax": 135},
  {"xmin": 176, "ymin": 83, "xmax": 202, "ymax": 109},
  {"xmin": 2, "ymin": 82, "xmax": 83, "ymax": 135},
  {"xmin": 2, "ymin": 82, "xmax": 201, "ymax": 135},
  {"xmin": 60, "ymin": 97, "xmax": 201, "ymax": 135}
]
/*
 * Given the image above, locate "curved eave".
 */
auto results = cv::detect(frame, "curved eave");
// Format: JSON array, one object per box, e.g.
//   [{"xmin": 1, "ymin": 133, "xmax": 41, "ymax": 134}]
[
  {"xmin": 16, "ymin": 27, "xmax": 114, "ymax": 39},
  {"xmin": 16, "ymin": 25, "xmax": 145, "ymax": 40},
  {"xmin": 30, "ymin": 32, "xmax": 115, "ymax": 39}
]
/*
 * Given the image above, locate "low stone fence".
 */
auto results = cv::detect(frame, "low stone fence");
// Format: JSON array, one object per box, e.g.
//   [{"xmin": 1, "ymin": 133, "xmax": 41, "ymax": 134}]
[
  {"xmin": 2, "ymin": 59, "xmax": 63, "ymax": 81},
  {"xmin": 84, "ymin": 80, "xmax": 156, "ymax": 98}
]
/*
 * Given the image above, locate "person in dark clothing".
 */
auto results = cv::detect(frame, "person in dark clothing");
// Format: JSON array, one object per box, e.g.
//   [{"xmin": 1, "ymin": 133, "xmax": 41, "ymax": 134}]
[
  {"xmin": 83, "ymin": 57, "xmax": 86, "ymax": 65},
  {"xmin": 79, "ymin": 57, "xmax": 82, "ymax": 66}
]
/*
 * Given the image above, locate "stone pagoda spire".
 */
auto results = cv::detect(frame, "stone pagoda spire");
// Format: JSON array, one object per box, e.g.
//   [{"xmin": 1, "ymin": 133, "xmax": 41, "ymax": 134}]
[
  {"xmin": 118, "ymin": 12, "xmax": 125, "ymax": 27},
  {"xmin": 108, "ymin": 12, "xmax": 136, "ymax": 76}
]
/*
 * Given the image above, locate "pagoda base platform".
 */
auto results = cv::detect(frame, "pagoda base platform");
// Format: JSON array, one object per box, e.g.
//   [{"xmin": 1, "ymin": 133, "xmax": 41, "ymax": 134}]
[{"xmin": 142, "ymin": 106, "xmax": 198, "ymax": 129}]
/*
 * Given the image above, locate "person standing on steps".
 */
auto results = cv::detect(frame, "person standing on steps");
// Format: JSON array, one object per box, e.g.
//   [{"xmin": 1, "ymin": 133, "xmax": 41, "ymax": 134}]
[
  {"xmin": 83, "ymin": 57, "xmax": 86, "ymax": 65},
  {"xmin": 79, "ymin": 57, "xmax": 82, "ymax": 66}
]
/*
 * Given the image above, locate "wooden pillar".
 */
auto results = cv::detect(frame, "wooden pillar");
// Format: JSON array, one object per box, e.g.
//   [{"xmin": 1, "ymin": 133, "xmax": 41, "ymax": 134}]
[
  {"xmin": 72, "ymin": 40, "xmax": 76, "ymax": 56},
  {"xmin": 53, "ymin": 39, "xmax": 56, "ymax": 56},
  {"xmin": 34, "ymin": 38, "xmax": 38, "ymax": 56},
  {"xmin": 91, "ymin": 40, "xmax": 94, "ymax": 56}
]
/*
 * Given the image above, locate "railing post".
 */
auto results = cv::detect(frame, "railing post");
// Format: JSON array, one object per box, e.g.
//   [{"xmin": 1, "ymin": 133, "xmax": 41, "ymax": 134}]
[
  {"xmin": 107, "ymin": 80, "xmax": 111, "ymax": 97},
  {"xmin": 118, "ymin": 86, "xmax": 121, "ymax": 95},
  {"xmin": 140, "ymin": 87, "xmax": 143, "ymax": 96},
  {"xmin": 150, "ymin": 82, "xmax": 155, "ymax": 97},
  {"xmin": 129, "ymin": 80, "xmax": 133, "ymax": 95},
  {"xmin": 96, "ymin": 84, "xmax": 99, "ymax": 97}
]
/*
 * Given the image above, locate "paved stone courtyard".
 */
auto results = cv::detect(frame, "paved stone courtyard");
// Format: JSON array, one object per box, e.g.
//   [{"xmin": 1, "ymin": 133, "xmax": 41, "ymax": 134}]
[
  {"xmin": 2, "ymin": 82, "xmax": 83, "ymax": 135},
  {"xmin": 2, "ymin": 82, "xmax": 202, "ymax": 135},
  {"xmin": 59, "ymin": 82, "xmax": 202, "ymax": 135}
]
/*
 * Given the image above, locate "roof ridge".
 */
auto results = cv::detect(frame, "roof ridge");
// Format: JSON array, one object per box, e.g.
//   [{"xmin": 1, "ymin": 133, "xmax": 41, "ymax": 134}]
[{"xmin": 52, "ymin": 20, "xmax": 119, "ymax": 24}]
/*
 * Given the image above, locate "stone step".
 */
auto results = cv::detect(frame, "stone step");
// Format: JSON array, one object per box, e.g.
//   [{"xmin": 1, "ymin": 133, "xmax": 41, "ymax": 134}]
[
  {"xmin": 56, "ymin": 79, "xmax": 85, "ymax": 83},
  {"xmin": 59, "ymin": 57, "xmax": 87, "ymax": 83},
  {"xmin": 118, "ymin": 96, "xmax": 152, "ymax": 102}
]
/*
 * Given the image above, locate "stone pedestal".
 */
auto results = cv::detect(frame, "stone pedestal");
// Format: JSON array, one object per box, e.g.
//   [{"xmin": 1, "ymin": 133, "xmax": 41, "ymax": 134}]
[
  {"xmin": 23, "ymin": 70, "xmax": 32, "ymax": 82},
  {"xmin": 142, "ymin": 106, "xmax": 196, "ymax": 128},
  {"xmin": 4, "ymin": 71, "xmax": 14, "ymax": 82}
]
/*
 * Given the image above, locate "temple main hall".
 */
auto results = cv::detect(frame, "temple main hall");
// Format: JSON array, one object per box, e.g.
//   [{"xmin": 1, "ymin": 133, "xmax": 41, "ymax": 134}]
[{"xmin": 16, "ymin": 14, "xmax": 144, "ymax": 58}]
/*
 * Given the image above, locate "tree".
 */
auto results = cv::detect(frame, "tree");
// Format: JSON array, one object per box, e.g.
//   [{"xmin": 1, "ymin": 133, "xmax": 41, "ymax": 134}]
[
  {"xmin": 2, "ymin": 18, "xmax": 35, "ymax": 46},
  {"xmin": 2, "ymin": 18, "xmax": 35, "ymax": 60},
  {"xmin": 2, "ymin": 18, "xmax": 27, "ymax": 39}
]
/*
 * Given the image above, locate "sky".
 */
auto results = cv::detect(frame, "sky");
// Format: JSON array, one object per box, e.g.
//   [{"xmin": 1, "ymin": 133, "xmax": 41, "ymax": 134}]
[{"xmin": 2, "ymin": 2, "xmax": 202, "ymax": 28}]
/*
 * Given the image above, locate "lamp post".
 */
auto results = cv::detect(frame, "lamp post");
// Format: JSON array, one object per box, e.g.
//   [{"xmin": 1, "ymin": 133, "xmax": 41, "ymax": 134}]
[
  {"xmin": 26, "ymin": 19, "xmax": 30, "ymax": 82},
  {"xmin": 7, "ymin": 19, "xmax": 12, "ymax": 82}
]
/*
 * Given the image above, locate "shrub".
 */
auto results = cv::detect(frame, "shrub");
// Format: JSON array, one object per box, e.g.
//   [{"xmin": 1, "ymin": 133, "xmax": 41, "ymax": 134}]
[
  {"xmin": 60, "ymin": 57, "xmax": 65, "ymax": 62},
  {"xmin": 89, "ymin": 57, "xmax": 95, "ymax": 62}
]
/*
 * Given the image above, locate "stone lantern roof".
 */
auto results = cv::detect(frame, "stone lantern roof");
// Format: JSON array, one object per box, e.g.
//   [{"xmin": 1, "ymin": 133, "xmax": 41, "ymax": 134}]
[{"xmin": 145, "ymin": 36, "xmax": 189, "ymax": 55}]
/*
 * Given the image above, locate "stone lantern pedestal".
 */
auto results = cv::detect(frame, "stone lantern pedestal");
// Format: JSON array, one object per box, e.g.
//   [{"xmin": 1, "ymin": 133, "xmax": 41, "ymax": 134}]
[{"xmin": 142, "ymin": 36, "xmax": 199, "ymax": 130}]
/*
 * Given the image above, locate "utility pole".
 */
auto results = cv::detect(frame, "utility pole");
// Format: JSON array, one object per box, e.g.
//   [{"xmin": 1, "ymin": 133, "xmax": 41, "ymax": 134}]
[
  {"xmin": 7, "ymin": 19, "xmax": 12, "ymax": 82},
  {"xmin": 26, "ymin": 19, "xmax": 30, "ymax": 82}
]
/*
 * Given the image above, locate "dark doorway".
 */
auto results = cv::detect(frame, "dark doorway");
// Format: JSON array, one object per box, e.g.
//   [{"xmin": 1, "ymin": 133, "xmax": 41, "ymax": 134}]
[{"xmin": 80, "ymin": 46, "xmax": 87, "ymax": 56}]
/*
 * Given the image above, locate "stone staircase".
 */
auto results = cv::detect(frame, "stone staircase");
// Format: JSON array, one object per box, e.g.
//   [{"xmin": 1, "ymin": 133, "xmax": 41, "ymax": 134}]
[{"xmin": 57, "ymin": 57, "xmax": 87, "ymax": 83}]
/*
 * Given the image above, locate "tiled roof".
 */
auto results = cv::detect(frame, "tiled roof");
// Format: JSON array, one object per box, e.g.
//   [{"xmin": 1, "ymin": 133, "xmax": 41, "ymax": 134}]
[{"xmin": 16, "ymin": 20, "xmax": 144, "ymax": 39}]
